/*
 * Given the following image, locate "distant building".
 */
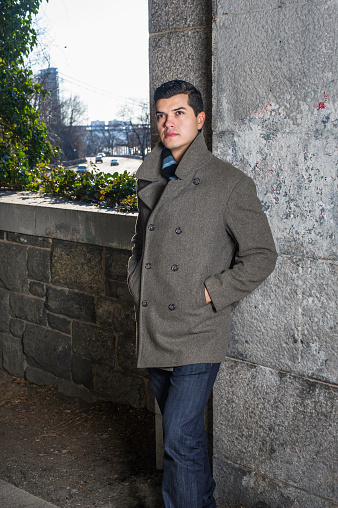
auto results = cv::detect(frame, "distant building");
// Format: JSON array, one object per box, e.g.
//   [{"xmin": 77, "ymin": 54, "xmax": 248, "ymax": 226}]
[
  {"xmin": 35, "ymin": 68, "xmax": 88, "ymax": 161},
  {"xmin": 91, "ymin": 120, "xmax": 105, "ymax": 129},
  {"xmin": 36, "ymin": 68, "xmax": 61, "ymax": 125},
  {"xmin": 108, "ymin": 119, "xmax": 125, "ymax": 129},
  {"xmin": 38, "ymin": 68, "xmax": 60, "ymax": 104}
]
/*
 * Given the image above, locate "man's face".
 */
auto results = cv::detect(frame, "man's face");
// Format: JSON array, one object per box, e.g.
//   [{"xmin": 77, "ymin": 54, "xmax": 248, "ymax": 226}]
[{"xmin": 155, "ymin": 93, "xmax": 205, "ymax": 163}]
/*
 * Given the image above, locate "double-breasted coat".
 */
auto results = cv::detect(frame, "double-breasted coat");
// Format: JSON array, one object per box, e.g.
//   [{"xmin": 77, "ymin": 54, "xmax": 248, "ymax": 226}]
[{"xmin": 128, "ymin": 133, "xmax": 277, "ymax": 369}]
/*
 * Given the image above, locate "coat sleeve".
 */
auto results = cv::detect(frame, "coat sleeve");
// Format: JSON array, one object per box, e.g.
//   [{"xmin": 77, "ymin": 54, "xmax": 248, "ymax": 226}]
[
  {"xmin": 204, "ymin": 175, "xmax": 277, "ymax": 312},
  {"xmin": 127, "ymin": 182, "xmax": 144, "ymax": 278}
]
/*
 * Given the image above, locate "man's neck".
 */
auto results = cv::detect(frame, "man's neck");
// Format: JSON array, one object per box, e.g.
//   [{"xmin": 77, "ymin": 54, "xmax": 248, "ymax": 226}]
[
  {"xmin": 171, "ymin": 134, "xmax": 199, "ymax": 163},
  {"xmin": 171, "ymin": 148, "xmax": 186, "ymax": 164}
]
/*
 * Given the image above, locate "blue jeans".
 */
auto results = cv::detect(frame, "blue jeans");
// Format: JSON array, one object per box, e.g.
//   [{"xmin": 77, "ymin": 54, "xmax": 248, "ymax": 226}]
[{"xmin": 148, "ymin": 363, "xmax": 220, "ymax": 508}]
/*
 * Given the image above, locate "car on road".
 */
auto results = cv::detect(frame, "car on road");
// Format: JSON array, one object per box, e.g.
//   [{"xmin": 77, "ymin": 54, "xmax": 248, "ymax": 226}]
[
  {"xmin": 110, "ymin": 159, "xmax": 119, "ymax": 166},
  {"xmin": 95, "ymin": 156, "xmax": 103, "ymax": 163},
  {"xmin": 77, "ymin": 164, "xmax": 89, "ymax": 174}
]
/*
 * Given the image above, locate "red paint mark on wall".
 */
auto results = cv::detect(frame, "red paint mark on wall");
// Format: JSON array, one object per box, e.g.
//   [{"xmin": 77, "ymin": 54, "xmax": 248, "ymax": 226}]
[{"xmin": 317, "ymin": 92, "xmax": 328, "ymax": 109}]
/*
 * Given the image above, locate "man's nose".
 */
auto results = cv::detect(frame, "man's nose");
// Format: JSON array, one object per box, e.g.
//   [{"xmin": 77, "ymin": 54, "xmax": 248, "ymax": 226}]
[{"xmin": 164, "ymin": 115, "xmax": 175, "ymax": 128}]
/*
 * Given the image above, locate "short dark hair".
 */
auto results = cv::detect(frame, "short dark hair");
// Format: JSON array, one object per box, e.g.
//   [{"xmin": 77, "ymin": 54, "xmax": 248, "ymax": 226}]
[{"xmin": 154, "ymin": 80, "xmax": 204, "ymax": 116}]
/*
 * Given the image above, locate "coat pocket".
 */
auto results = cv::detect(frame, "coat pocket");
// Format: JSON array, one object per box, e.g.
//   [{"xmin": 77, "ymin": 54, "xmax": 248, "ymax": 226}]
[
  {"xmin": 128, "ymin": 260, "xmax": 142, "ymax": 305},
  {"xmin": 201, "ymin": 281, "xmax": 216, "ymax": 313}
]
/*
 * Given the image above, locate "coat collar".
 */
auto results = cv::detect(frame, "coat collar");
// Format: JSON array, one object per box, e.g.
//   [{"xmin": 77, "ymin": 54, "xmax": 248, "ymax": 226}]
[{"xmin": 135, "ymin": 132, "xmax": 212, "ymax": 183}]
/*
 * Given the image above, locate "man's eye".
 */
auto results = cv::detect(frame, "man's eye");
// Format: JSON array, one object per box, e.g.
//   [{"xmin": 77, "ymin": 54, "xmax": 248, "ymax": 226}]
[{"xmin": 176, "ymin": 111, "xmax": 183, "ymax": 115}]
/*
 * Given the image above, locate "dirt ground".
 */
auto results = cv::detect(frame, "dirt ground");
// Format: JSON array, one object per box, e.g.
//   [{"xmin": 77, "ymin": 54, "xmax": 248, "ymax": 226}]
[{"xmin": 0, "ymin": 369, "xmax": 163, "ymax": 508}]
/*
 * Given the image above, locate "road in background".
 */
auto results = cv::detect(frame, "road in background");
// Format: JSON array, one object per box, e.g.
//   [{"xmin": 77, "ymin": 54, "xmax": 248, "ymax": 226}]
[
  {"xmin": 68, "ymin": 157, "xmax": 143, "ymax": 175},
  {"xmin": 86, "ymin": 156, "xmax": 142, "ymax": 175}
]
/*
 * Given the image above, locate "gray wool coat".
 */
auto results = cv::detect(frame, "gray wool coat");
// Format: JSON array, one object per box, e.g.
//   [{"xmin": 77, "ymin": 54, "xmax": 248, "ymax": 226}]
[{"xmin": 128, "ymin": 133, "xmax": 277, "ymax": 369}]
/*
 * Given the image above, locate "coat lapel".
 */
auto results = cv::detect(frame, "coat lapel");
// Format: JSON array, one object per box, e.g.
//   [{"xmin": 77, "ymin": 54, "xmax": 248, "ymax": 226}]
[
  {"xmin": 175, "ymin": 133, "xmax": 212, "ymax": 180},
  {"xmin": 135, "ymin": 143, "xmax": 167, "ymax": 210},
  {"xmin": 135, "ymin": 133, "xmax": 212, "ymax": 210},
  {"xmin": 137, "ymin": 180, "xmax": 167, "ymax": 210}
]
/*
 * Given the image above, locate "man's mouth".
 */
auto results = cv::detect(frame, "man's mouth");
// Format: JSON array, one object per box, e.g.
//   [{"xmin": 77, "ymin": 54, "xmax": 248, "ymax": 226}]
[{"xmin": 164, "ymin": 131, "xmax": 178, "ymax": 138}]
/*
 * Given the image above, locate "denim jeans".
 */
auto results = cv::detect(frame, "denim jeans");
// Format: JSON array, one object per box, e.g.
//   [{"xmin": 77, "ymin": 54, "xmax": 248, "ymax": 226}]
[{"xmin": 148, "ymin": 363, "xmax": 220, "ymax": 508}]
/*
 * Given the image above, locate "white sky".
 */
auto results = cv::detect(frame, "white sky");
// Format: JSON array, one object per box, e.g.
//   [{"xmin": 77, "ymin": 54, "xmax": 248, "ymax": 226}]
[{"xmin": 31, "ymin": 0, "xmax": 149, "ymax": 123}]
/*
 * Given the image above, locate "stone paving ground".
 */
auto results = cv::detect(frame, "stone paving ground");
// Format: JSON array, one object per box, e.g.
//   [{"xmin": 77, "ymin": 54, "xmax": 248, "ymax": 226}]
[{"xmin": 0, "ymin": 369, "xmax": 163, "ymax": 507}]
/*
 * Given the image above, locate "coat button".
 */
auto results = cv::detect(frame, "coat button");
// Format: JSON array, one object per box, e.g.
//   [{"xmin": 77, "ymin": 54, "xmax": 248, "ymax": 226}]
[
  {"xmin": 168, "ymin": 303, "xmax": 175, "ymax": 311},
  {"xmin": 145, "ymin": 262, "xmax": 152, "ymax": 269},
  {"xmin": 142, "ymin": 300, "xmax": 148, "ymax": 307},
  {"xmin": 193, "ymin": 178, "xmax": 200, "ymax": 185},
  {"xmin": 171, "ymin": 264, "xmax": 178, "ymax": 271},
  {"xmin": 148, "ymin": 224, "xmax": 155, "ymax": 231},
  {"xmin": 175, "ymin": 227, "xmax": 182, "ymax": 234}
]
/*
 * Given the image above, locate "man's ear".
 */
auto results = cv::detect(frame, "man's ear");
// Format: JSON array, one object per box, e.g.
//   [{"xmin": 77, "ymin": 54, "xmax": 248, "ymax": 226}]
[{"xmin": 197, "ymin": 111, "xmax": 206, "ymax": 130}]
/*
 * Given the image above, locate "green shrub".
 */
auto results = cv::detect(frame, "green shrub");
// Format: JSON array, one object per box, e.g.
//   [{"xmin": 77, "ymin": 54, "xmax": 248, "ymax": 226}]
[{"xmin": 0, "ymin": 164, "xmax": 138, "ymax": 212}]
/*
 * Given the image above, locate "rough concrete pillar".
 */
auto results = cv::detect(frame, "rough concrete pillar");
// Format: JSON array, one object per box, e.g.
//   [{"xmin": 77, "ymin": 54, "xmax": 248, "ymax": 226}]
[
  {"xmin": 148, "ymin": 0, "xmax": 212, "ymax": 148},
  {"xmin": 212, "ymin": 1, "xmax": 337, "ymax": 506}
]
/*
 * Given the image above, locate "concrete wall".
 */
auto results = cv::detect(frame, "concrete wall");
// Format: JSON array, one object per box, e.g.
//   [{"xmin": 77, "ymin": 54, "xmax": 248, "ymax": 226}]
[
  {"xmin": 0, "ymin": 192, "xmax": 153, "ymax": 409},
  {"xmin": 212, "ymin": 1, "xmax": 337, "ymax": 506},
  {"xmin": 148, "ymin": 0, "xmax": 337, "ymax": 506}
]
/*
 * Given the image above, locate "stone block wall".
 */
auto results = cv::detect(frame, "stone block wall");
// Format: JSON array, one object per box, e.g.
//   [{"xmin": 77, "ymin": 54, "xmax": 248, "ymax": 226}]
[{"xmin": 0, "ymin": 193, "xmax": 151, "ymax": 409}]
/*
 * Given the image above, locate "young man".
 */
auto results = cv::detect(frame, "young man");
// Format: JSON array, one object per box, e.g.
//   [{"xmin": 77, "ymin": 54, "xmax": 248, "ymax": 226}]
[{"xmin": 128, "ymin": 80, "xmax": 277, "ymax": 507}]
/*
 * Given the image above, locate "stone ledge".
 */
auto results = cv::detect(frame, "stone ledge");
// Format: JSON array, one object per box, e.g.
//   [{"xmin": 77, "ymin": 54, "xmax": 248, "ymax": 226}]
[{"xmin": 0, "ymin": 191, "xmax": 137, "ymax": 249}]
